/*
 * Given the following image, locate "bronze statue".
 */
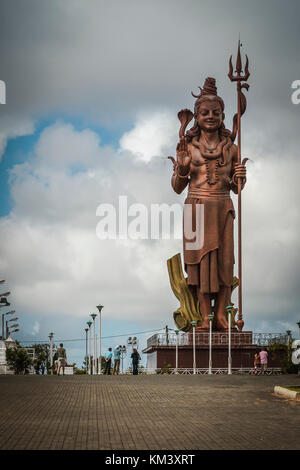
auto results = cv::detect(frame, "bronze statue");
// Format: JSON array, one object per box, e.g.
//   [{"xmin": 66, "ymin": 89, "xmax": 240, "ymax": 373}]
[{"xmin": 168, "ymin": 42, "xmax": 250, "ymax": 332}]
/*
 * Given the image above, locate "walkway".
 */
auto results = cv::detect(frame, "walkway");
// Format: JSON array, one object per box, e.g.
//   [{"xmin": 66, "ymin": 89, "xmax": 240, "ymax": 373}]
[{"xmin": 0, "ymin": 374, "xmax": 299, "ymax": 450}]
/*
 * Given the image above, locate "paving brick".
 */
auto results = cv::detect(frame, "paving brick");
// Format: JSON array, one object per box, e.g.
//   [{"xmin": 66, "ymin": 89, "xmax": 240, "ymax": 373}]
[{"xmin": 0, "ymin": 374, "xmax": 299, "ymax": 450}]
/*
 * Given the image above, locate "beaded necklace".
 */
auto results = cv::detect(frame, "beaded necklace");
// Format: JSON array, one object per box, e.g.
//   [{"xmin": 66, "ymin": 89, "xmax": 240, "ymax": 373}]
[{"xmin": 191, "ymin": 136, "xmax": 231, "ymax": 185}]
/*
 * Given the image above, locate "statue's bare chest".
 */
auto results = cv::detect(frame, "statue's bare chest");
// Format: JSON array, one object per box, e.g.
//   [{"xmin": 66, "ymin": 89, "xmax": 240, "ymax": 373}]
[{"xmin": 189, "ymin": 144, "xmax": 233, "ymax": 185}]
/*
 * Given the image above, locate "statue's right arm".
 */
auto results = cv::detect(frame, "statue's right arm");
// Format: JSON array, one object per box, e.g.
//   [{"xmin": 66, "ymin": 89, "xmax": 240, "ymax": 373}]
[
  {"xmin": 171, "ymin": 169, "xmax": 189, "ymax": 194},
  {"xmin": 171, "ymin": 137, "xmax": 191, "ymax": 194}
]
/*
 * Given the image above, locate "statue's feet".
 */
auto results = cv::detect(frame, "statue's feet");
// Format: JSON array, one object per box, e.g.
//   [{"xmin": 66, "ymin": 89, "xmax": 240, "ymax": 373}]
[
  {"xmin": 199, "ymin": 318, "xmax": 210, "ymax": 330},
  {"xmin": 216, "ymin": 316, "xmax": 228, "ymax": 331}
]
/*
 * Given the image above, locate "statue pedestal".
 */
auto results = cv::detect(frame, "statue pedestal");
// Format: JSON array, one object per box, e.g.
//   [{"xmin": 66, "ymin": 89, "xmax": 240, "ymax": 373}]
[{"xmin": 143, "ymin": 331, "xmax": 286, "ymax": 371}]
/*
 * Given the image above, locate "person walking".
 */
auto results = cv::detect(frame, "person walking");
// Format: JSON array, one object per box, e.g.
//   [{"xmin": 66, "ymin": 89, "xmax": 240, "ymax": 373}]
[
  {"xmin": 113, "ymin": 347, "xmax": 121, "ymax": 375},
  {"xmin": 131, "ymin": 348, "xmax": 141, "ymax": 375},
  {"xmin": 56, "ymin": 343, "xmax": 67, "ymax": 376},
  {"xmin": 53, "ymin": 351, "xmax": 58, "ymax": 374},
  {"xmin": 104, "ymin": 347, "xmax": 112, "ymax": 375},
  {"xmin": 254, "ymin": 350, "xmax": 260, "ymax": 375},
  {"xmin": 259, "ymin": 348, "xmax": 268, "ymax": 375}
]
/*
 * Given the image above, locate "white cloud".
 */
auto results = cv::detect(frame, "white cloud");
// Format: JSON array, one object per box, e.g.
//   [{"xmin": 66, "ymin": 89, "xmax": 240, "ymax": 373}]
[
  {"xmin": 32, "ymin": 321, "xmax": 40, "ymax": 336},
  {"xmin": 119, "ymin": 111, "xmax": 178, "ymax": 162}
]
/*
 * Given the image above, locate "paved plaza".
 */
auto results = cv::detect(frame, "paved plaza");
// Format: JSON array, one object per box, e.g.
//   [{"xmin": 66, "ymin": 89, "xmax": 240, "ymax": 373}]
[{"xmin": 0, "ymin": 374, "xmax": 299, "ymax": 450}]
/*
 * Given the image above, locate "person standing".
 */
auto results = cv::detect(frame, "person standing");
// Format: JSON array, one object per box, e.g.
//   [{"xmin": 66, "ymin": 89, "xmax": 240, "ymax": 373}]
[
  {"xmin": 254, "ymin": 350, "xmax": 260, "ymax": 375},
  {"xmin": 113, "ymin": 347, "xmax": 121, "ymax": 375},
  {"xmin": 104, "ymin": 348, "xmax": 112, "ymax": 375},
  {"xmin": 56, "ymin": 343, "xmax": 67, "ymax": 376},
  {"xmin": 259, "ymin": 348, "xmax": 268, "ymax": 374},
  {"xmin": 131, "ymin": 348, "xmax": 141, "ymax": 375}
]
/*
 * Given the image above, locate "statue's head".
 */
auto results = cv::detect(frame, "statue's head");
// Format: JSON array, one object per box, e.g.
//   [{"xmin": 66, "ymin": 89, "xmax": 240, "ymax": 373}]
[{"xmin": 186, "ymin": 77, "xmax": 229, "ymax": 140}]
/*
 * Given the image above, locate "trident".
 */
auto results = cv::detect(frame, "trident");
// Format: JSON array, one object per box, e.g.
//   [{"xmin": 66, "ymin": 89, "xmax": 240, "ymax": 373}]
[{"xmin": 228, "ymin": 40, "xmax": 250, "ymax": 332}]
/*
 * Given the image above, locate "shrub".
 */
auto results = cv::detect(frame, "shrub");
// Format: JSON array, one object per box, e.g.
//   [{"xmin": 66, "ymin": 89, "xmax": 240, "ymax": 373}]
[
  {"xmin": 6, "ymin": 347, "xmax": 33, "ymax": 375},
  {"xmin": 156, "ymin": 363, "xmax": 173, "ymax": 375}
]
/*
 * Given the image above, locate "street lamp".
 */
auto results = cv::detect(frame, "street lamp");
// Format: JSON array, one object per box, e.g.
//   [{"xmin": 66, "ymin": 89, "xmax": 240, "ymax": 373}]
[
  {"xmin": 87, "ymin": 321, "xmax": 92, "ymax": 375},
  {"xmin": 6, "ymin": 318, "xmax": 18, "ymax": 337},
  {"xmin": 286, "ymin": 330, "xmax": 292, "ymax": 345},
  {"xmin": 49, "ymin": 332, "xmax": 54, "ymax": 375},
  {"xmin": 208, "ymin": 314, "xmax": 214, "ymax": 375},
  {"xmin": 118, "ymin": 345, "xmax": 126, "ymax": 374},
  {"xmin": 226, "ymin": 306, "xmax": 232, "ymax": 375},
  {"xmin": 1, "ymin": 310, "xmax": 15, "ymax": 340},
  {"xmin": 175, "ymin": 329, "xmax": 179, "ymax": 374},
  {"xmin": 91, "ymin": 313, "xmax": 97, "ymax": 375},
  {"xmin": 9, "ymin": 329, "xmax": 19, "ymax": 334},
  {"xmin": 127, "ymin": 336, "xmax": 138, "ymax": 351},
  {"xmin": 191, "ymin": 321, "xmax": 196, "ymax": 374},
  {"xmin": 84, "ymin": 328, "xmax": 89, "ymax": 374},
  {"xmin": 0, "ymin": 291, "xmax": 11, "ymax": 299},
  {"xmin": 96, "ymin": 305, "xmax": 103, "ymax": 375},
  {"xmin": 7, "ymin": 323, "xmax": 19, "ymax": 338}
]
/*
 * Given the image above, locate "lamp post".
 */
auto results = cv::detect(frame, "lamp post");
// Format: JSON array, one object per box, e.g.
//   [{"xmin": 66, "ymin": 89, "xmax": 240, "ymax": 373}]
[
  {"xmin": 191, "ymin": 321, "xmax": 196, "ymax": 374},
  {"xmin": 127, "ymin": 336, "xmax": 138, "ymax": 351},
  {"xmin": 226, "ymin": 306, "xmax": 232, "ymax": 375},
  {"xmin": 49, "ymin": 332, "xmax": 54, "ymax": 375},
  {"xmin": 1, "ymin": 310, "xmax": 15, "ymax": 340},
  {"xmin": 0, "ymin": 293, "xmax": 11, "ymax": 331},
  {"xmin": 96, "ymin": 305, "xmax": 103, "ymax": 374},
  {"xmin": 0, "ymin": 291, "xmax": 11, "ymax": 299},
  {"xmin": 286, "ymin": 330, "xmax": 292, "ymax": 346},
  {"xmin": 9, "ymin": 329, "xmax": 19, "ymax": 335},
  {"xmin": 119, "ymin": 345, "xmax": 126, "ymax": 374},
  {"xmin": 208, "ymin": 314, "xmax": 214, "ymax": 375},
  {"xmin": 84, "ymin": 328, "xmax": 89, "ymax": 374},
  {"xmin": 91, "ymin": 313, "xmax": 97, "ymax": 375},
  {"xmin": 87, "ymin": 321, "xmax": 92, "ymax": 375},
  {"xmin": 6, "ymin": 322, "xmax": 19, "ymax": 338},
  {"xmin": 175, "ymin": 329, "xmax": 179, "ymax": 374}
]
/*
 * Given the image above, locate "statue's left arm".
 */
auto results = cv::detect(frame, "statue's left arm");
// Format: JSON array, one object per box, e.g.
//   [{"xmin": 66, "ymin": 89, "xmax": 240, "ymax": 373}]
[{"xmin": 230, "ymin": 145, "xmax": 247, "ymax": 194}]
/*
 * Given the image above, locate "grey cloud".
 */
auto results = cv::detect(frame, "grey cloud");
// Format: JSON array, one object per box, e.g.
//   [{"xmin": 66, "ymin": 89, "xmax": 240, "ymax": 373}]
[{"xmin": 0, "ymin": 0, "xmax": 300, "ymax": 126}]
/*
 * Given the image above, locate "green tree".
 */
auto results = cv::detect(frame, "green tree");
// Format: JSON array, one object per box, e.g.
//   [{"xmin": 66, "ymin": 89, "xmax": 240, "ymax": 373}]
[
  {"xmin": 29, "ymin": 344, "xmax": 49, "ymax": 375},
  {"xmin": 268, "ymin": 341, "xmax": 298, "ymax": 374},
  {"xmin": 6, "ymin": 347, "xmax": 33, "ymax": 375},
  {"xmin": 82, "ymin": 355, "xmax": 106, "ymax": 373}
]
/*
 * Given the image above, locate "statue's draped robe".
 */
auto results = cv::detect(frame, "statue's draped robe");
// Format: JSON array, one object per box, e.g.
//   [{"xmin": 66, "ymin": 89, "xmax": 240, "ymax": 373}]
[{"xmin": 183, "ymin": 191, "xmax": 235, "ymax": 294}]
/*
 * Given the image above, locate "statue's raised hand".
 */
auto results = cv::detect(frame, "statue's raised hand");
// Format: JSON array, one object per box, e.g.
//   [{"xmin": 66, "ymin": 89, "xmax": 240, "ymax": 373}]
[{"xmin": 176, "ymin": 137, "xmax": 191, "ymax": 176}]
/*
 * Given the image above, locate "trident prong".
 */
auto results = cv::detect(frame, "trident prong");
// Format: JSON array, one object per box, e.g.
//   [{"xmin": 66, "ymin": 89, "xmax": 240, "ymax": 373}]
[{"xmin": 228, "ymin": 40, "xmax": 250, "ymax": 82}]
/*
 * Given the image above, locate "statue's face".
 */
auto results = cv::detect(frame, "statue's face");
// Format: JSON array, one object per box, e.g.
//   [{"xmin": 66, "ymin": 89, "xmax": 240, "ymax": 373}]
[{"xmin": 197, "ymin": 99, "xmax": 224, "ymax": 132}]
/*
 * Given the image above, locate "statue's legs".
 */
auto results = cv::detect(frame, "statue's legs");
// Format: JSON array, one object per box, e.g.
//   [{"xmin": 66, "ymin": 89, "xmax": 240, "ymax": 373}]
[
  {"xmin": 198, "ymin": 286, "xmax": 230, "ymax": 330},
  {"xmin": 197, "ymin": 290, "xmax": 211, "ymax": 329},
  {"xmin": 215, "ymin": 286, "xmax": 230, "ymax": 330}
]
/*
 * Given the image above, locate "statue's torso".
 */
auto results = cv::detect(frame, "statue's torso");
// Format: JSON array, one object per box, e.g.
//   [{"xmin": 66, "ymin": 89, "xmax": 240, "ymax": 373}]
[{"xmin": 188, "ymin": 141, "xmax": 236, "ymax": 192}]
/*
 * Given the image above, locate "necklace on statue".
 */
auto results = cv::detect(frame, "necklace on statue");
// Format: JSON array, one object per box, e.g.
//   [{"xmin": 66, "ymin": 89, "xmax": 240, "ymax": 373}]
[
  {"xmin": 192, "ymin": 135, "xmax": 227, "ymax": 159},
  {"xmin": 202, "ymin": 135, "xmax": 218, "ymax": 153}
]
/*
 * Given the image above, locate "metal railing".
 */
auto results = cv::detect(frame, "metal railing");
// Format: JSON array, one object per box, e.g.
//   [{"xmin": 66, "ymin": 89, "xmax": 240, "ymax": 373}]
[
  {"xmin": 139, "ymin": 367, "xmax": 282, "ymax": 375},
  {"xmin": 147, "ymin": 332, "xmax": 288, "ymax": 348}
]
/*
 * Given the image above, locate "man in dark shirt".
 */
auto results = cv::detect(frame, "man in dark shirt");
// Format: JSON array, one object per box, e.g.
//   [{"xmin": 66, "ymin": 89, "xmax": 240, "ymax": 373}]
[{"xmin": 56, "ymin": 343, "xmax": 67, "ymax": 376}]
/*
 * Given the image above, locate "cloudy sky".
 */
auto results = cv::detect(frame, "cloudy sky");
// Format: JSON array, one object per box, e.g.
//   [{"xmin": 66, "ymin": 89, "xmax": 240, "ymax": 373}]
[{"xmin": 0, "ymin": 0, "xmax": 299, "ymax": 367}]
